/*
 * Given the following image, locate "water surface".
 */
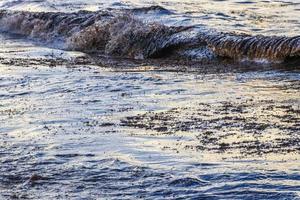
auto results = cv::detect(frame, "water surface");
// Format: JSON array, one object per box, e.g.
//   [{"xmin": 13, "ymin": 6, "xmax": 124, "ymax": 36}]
[{"xmin": 0, "ymin": 1, "xmax": 300, "ymax": 199}]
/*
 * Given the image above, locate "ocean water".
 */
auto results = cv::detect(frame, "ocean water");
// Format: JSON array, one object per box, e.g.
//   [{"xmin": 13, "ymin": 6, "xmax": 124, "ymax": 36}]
[
  {"xmin": 0, "ymin": 0, "xmax": 299, "ymax": 36},
  {"xmin": 0, "ymin": 1, "xmax": 300, "ymax": 199}
]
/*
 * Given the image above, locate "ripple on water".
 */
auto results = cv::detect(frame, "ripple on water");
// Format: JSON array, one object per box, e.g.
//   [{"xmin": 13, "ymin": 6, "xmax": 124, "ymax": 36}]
[{"xmin": 0, "ymin": 41, "xmax": 300, "ymax": 199}]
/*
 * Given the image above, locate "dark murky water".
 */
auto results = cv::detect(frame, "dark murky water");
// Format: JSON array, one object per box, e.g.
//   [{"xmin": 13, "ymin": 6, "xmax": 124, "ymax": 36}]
[
  {"xmin": 0, "ymin": 0, "xmax": 300, "ymax": 199},
  {"xmin": 0, "ymin": 0, "xmax": 299, "ymax": 36}
]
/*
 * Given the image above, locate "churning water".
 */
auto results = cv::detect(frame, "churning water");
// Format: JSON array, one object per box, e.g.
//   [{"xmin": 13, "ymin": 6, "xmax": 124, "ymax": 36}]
[{"xmin": 0, "ymin": 0, "xmax": 299, "ymax": 199}]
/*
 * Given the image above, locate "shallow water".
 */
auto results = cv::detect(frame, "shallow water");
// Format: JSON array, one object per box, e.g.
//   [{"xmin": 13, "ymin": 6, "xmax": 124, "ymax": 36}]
[
  {"xmin": 0, "ymin": 32, "xmax": 300, "ymax": 199},
  {"xmin": 0, "ymin": 1, "xmax": 300, "ymax": 199}
]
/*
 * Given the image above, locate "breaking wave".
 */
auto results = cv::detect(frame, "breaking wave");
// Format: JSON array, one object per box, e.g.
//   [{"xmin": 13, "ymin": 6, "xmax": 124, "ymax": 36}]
[{"xmin": 0, "ymin": 6, "xmax": 299, "ymax": 63}]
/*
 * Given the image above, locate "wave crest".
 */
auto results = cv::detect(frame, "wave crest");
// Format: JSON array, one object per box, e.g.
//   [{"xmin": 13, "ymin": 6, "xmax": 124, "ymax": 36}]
[
  {"xmin": 202, "ymin": 33, "xmax": 300, "ymax": 62},
  {"xmin": 68, "ymin": 14, "xmax": 196, "ymax": 59},
  {"xmin": 0, "ymin": 8, "xmax": 299, "ymax": 63}
]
